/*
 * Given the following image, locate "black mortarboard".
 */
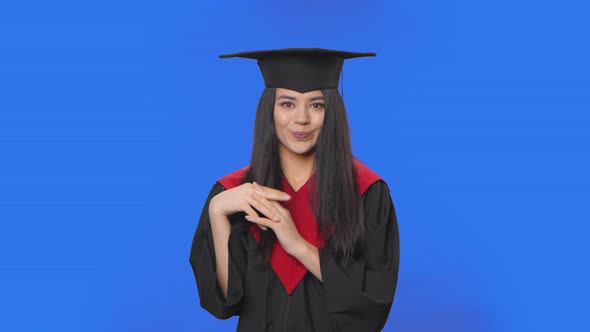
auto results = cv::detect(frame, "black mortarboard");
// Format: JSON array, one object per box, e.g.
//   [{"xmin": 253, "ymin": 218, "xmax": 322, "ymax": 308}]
[{"xmin": 219, "ymin": 48, "xmax": 376, "ymax": 93}]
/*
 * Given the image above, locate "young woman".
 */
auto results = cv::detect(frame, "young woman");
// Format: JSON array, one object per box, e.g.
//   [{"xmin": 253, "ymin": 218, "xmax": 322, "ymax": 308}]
[{"xmin": 189, "ymin": 48, "xmax": 400, "ymax": 331}]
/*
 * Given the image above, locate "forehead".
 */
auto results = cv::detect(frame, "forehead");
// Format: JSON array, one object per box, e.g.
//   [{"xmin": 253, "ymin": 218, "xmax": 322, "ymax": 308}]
[{"xmin": 276, "ymin": 88, "xmax": 324, "ymax": 99}]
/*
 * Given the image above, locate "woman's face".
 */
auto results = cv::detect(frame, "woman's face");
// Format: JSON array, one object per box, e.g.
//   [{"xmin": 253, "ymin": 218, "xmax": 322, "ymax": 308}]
[{"xmin": 274, "ymin": 88, "xmax": 325, "ymax": 158}]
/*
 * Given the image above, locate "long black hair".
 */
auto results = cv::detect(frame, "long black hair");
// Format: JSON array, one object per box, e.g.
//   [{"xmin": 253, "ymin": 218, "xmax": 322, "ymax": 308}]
[{"xmin": 241, "ymin": 87, "xmax": 365, "ymax": 266}]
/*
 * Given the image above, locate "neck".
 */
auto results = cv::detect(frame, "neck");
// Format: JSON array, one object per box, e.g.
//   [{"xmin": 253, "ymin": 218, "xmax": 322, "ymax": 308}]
[{"xmin": 279, "ymin": 146, "xmax": 315, "ymax": 189}]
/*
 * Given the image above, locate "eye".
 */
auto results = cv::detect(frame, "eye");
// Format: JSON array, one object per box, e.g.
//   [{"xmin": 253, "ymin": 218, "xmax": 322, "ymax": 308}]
[
  {"xmin": 311, "ymin": 102, "xmax": 325, "ymax": 110},
  {"xmin": 280, "ymin": 102, "xmax": 294, "ymax": 108}
]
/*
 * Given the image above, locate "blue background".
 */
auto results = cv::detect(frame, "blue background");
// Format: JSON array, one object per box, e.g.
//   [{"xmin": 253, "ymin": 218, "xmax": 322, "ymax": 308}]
[{"xmin": 1, "ymin": 1, "xmax": 589, "ymax": 331}]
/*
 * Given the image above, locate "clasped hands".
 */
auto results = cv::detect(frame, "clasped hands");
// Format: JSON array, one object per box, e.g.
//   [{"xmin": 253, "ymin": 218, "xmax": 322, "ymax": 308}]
[{"xmin": 209, "ymin": 182, "xmax": 305, "ymax": 256}]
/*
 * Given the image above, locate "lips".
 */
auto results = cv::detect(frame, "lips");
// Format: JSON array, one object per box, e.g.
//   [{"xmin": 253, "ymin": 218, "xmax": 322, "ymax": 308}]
[{"xmin": 292, "ymin": 131, "xmax": 311, "ymax": 140}]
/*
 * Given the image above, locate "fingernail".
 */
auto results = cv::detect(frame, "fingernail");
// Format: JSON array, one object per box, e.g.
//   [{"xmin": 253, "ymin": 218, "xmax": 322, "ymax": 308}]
[
  {"xmin": 272, "ymin": 215, "xmax": 280, "ymax": 221},
  {"xmin": 245, "ymin": 216, "xmax": 251, "ymax": 220}
]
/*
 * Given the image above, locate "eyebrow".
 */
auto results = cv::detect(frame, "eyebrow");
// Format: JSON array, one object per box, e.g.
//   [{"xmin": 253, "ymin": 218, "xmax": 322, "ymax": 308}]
[{"xmin": 277, "ymin": 95, "xmax": 325, "ymax": 101}]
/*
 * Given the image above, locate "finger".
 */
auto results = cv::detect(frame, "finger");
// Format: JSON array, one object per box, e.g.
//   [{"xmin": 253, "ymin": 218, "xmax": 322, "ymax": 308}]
[
  {"xmin": 241, "ymin": 205, "xmax": 267, "ymax": 230},
  {"xmin": 254, "ymin": 193, "xmax": 288, "ymax": 223},
  {"xmin": 252, "ymin": 182, "xmax": 291, "ymax": 201},
  {"xmin": 242, "ymin": 204, "xmax": 259, "ymax": 220},
  {"xmin": 269, "ymin": 200, "xmax": 289, "ymax": 218},
  {"xmin": 245, "ymin": 215, "xmax": 273, "ymax": 230},
  {"xmin": 246, "ymin": 193, "xmax": 281, "ymax": 222}
]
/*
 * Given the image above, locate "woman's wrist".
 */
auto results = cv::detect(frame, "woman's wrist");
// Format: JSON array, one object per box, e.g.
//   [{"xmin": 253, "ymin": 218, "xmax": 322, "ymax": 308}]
[
  {"xmin": 209, "ymin": 195, "xmax": 225, "ymax": 218},
  {"xmin": 289, "ymin": 237, "xmax": 312, "ymax": 259}
]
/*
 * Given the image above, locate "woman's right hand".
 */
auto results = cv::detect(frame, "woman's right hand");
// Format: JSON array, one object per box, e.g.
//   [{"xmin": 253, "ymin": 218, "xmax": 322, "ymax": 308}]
[{"xmin": 209, "ymin": 182, "xmax": 291, "ymax": 230}]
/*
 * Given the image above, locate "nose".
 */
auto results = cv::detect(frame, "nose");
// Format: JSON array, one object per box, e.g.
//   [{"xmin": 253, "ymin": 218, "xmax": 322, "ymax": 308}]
[{"xmin": 294, "ymin": 105, "xmax": 311, "ymax": 125}]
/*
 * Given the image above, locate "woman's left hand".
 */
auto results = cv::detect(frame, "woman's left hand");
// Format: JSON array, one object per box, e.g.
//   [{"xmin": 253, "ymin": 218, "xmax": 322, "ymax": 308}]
[{"xmin": 244, "ymin": 182, "xmax": 305, "ymax": 256}]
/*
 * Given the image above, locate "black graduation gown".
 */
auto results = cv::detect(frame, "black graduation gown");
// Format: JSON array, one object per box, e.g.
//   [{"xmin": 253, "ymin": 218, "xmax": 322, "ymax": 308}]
[{"xmin": 189, "ymin": 179, "xmax": 399, "ymax": 332}]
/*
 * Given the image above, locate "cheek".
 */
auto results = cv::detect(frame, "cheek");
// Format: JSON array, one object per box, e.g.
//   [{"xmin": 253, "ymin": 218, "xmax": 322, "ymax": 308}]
[
  {"xmin": 273, "ymin": 112, "xmax": 289, "ymax": 141},
  {"xmin": 273, "ymin": 111, "xmax": 289, "ymax": 130}
]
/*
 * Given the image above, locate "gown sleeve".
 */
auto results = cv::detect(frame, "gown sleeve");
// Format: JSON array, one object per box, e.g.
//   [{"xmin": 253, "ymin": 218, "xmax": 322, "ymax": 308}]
[
  {"xmin": 189, "ymin": 182, "xmax": 248, "ymax": 319},
  {"xmin": 318, "ymin": 180, "xmax": 400, "ymax": 331}
]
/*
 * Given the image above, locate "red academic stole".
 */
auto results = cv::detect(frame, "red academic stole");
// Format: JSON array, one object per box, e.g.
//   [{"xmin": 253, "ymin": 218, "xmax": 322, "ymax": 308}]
[{"xmin": 217, "ymin": 159, "xmax": 382, "ymax": 295}]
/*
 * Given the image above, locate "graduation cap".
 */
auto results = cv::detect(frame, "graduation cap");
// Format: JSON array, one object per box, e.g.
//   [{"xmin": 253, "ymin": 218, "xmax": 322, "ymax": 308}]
[{"xmin": 219, "ymin": 48, "xmax": 376, "ymax": 94}]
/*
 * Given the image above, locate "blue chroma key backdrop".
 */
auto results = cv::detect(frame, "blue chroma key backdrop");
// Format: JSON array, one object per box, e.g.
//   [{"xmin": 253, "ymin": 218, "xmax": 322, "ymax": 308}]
[{"xmin": 1, "ymin": 1, "xmax": 589, "ymax": 331}]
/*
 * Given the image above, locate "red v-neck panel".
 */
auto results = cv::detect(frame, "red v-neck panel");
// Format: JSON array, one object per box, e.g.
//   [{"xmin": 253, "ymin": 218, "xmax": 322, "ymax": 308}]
[
  {"xmin": 281, "ymin": 174, "xmax": 314, "ymax": 195},
  {"xmin": 216, "ymin": 159, "xmax": 384, "ymax": 295},
  {"xmin": 251, "ymin": 173, "xmax": 322, "ymax": 294}
]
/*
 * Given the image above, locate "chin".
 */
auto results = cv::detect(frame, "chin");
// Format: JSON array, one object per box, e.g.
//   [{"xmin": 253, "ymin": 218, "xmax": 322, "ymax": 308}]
[{"xmin": 290, "ymin": 144, "xmax": 316, "ymax": 156}]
